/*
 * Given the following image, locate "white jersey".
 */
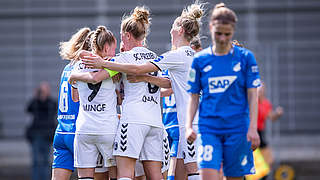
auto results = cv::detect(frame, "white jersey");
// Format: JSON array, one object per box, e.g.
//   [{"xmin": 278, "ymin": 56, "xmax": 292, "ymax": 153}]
[
  {"xmin": 112, "ymin": 47, "xmax": 162, "ymax": 128},
  {"xmin": 73, "ymin": 60, "xmax": 118, "ymax": 134},
  {"xmin": 151, "ymin": 46, "xmax": 195, "ymax": 128}
]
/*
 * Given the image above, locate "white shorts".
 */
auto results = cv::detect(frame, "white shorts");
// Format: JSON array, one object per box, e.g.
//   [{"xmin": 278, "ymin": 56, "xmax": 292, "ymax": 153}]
[
  {"xmin": 134, "ymin": 129, "xmax": 170, "ymax": 177},
  {"xmin": 113, "ymin": 123, "xmax": 163, "ymax": 161},
  {"xmin": 162, "ymin": 129, "xmax": 170, "ymax": 172},
  {"xmin": 94, "ymin": 152, "xmax": 116, "ymax": 173},
  {"xmin": 177, "ymin": 127, "xmax": 197, "ymax": 164},
  {"xmin": 74, "ymin": 134, "xmax": 115, "ymax": 168}
]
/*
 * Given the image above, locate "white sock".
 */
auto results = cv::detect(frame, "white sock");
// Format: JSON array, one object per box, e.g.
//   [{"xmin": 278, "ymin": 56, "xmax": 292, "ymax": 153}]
[{"xmin": 118, "ymin": 178, "xmax": 132, "ymax": 180}]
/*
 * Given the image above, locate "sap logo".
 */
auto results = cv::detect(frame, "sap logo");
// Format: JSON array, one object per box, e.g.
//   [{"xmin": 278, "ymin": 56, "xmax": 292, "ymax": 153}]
[
  {"xmin": 208, "ymin": 76, "xmax": 237, "ymax": 93},
  {"xmin": 154, "ymin": 55, "xmax": 164, "ymax": 62},
  {"xmin": 203, "ymin": 65, "xmax": 212, "ymax": 72},
  {"xmin": 233, "ymin": 62, "xmax": 241, "ymax": 72}
]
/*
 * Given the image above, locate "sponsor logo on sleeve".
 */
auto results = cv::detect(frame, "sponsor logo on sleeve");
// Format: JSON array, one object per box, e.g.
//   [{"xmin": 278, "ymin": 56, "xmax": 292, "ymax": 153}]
[
  {"xmin": 188, "ymin": 68, "xmax": 196, "ymax": 82},
  {"xmin": 251, "ymin": 65, "xmax": 259, "ymax": 73},
  {"xmin": 208, "ymin": 76, "xmax": 237, "ymax": 93}
]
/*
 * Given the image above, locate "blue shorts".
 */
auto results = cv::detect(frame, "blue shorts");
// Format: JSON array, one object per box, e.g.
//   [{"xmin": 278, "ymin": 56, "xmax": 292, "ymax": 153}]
[
  {"xmin": 166, "ymin": 126, "xmax": 179, "ymax": 157},
  {"xmin": 52, "ymin": 133, "xmax": 75, "ymax": 171},
  {"xmin": 197, "ymin": 133, "xmax": 255, "ymax": 177}
]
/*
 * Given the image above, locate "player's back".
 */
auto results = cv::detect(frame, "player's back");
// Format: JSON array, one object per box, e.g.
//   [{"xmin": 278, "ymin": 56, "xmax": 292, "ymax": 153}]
[
  {"xmin": 73, "ymin": 60, "xmax": 118, "ymax": 134},
  {"xmin": 113, "ymin": 47, "xmax": 162, "ymax": 128},
  {"xmin": 56, "ymin": 63, "xmax": 80, "ymax": 133}
]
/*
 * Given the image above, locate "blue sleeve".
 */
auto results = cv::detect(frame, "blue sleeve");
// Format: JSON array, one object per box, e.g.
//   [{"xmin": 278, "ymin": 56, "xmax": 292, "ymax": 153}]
[
  {"xmin": 187, "ymin": 58, "xmax": 201, "ymax": 94},
  {"xmin": 245, "ymin": 50, "xmax": 261, "ymax": 88}
]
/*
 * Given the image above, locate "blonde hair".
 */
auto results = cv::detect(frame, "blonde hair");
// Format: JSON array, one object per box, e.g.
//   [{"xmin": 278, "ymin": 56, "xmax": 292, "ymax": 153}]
[
  {"xmin": 190, "ymin": 36, "xmax": 202, "ymax": 51},
  {"xmin": 59, "ymin": 27, "xmax": 91, "ymax": 60},
  {"xmin": 211, "ymin": 3, "xmax": 238, "ymax": 27},
  {"xmin": 121, "ymin": 6, "xmax": 151, "ymax": 41},
  {"xmin": 91, "ymin": 26, "xmax": 116, "ymax": 55},
  {"xmin": 176, "ymin": 1, "xmax": 204, "ymax": 42}
]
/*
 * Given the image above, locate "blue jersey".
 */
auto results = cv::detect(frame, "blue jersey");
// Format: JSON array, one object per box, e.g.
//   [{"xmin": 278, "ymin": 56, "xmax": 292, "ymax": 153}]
[
  {"xmin": 188, "ymin": 45, "xmax": 261, "ymax": 134},
  {"xmin": 56, "ymin": 63, "xmax": 80, "ymax": 133},
  {"xmin": 163, "ymin": 94, "xmax": 178, "ymax": 129},
  {"xmin": 161, "ymin": 70, "xmax": 178, "ymax": 129}
]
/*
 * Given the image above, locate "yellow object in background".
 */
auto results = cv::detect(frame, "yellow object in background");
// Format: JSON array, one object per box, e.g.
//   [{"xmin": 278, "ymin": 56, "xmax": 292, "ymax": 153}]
[{"xmin": 246, "ymin": 148, "xmax": 270, "ymax": 180}]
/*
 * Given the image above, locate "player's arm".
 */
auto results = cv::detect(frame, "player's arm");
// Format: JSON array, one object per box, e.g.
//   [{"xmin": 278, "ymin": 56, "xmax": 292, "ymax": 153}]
[
  {"xmin": 69, "ymin": 69, "xmax": 112, "ymax": 84},
  {"xmin": 186, "ymin": 93, "xmax": 200, "ymax": 142},
  {"xmin": 81, "ymin": 54, "xmax": 159, "ymax": 75},
  {"xmin": 268, "ymin": 106, "xmax": 284, "ymax": 121},
  {"xmin": 127, "ymin": 74, "xmax": 171, "ymax": 88},
  {"xmin": 71, "ymin": 86, "xmax": 79, "ymax": 102},
  {"xmin": 247, "ymin": 88, "xmax": 260, "ymax": 150},
  {"xmin": 160, "ymin": 88, "xmax": 173, "ymax": 97}
]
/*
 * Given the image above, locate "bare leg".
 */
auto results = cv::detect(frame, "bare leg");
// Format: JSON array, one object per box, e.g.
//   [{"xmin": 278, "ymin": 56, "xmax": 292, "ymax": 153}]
[
  {"xmin": 94, "ymin": 171, "xmax": 108, "ymax": 180},
  {"xmin": 168, "ymin": 157, "xmax": 177, "ymax": 178},
  {"xmin": 142, "ymin": 160, "xmax": 163, "ymax": 180},
  {"xmin": 116, "ymin": 156, "xmax": 136, "ymax": 179},
  {"xmin": 175, "ymin": 158, "xmax": 187, "ymax": 180},
  {"xmin": 52, "ymin": 168, "xmax": 72, "ymax": 180},
  {"xmin": 200, "ymin": 168, "xmax": 220, "ymax": 180},
  {"xmin": 78, "ymin": 168, "xmax": 95, "ymax": 179},
  {"xmin": 226, "ymin": 177, "xmax": 243, "ymax": 180},
  {"xmin": 108, "ymin": 166, "xmax": 117, "ymax": 179}
]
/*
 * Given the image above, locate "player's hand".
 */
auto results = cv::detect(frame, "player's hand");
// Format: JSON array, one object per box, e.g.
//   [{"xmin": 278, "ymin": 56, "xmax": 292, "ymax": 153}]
[
  {"xmin": 68, "ymin": 74, "xmax": 77, "ymax": 85},
  {"xmin": 186, "ymin": 127, "xmax": 197, "ymax": 143},
  {"xmin": 247, "ymin": 128, "xmax": 260, "ymax": 151},
  {"xmin": 275, "ymin": 106, "xmax": 284, "ymax": 117},
  {"xmin": 82, "ymin": 54, "xmax": 105, "ymax": 69},
  {"xmin": 78, "ymin": 50, "xmax": 93, "ymax": 59}
]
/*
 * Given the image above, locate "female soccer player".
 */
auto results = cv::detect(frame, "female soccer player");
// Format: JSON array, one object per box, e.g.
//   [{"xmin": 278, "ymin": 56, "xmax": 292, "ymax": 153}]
[
  {"xmin": 186, "ymin": 3, "xmax": 261, "ymax": 180},
  {"xmin": 51, "ymin": 27, "xmax": 90, "ymax": 180},
  {"xmin": 81, "ymin": 7, "xmax": 171, "ymax": 180},
  {"xmin": 69, "ymin": 26, "xmax": 119, "ymax": 180},
  {"xmin": 81, "ymin": 3, "xmax": 204, "ymax": 180}
]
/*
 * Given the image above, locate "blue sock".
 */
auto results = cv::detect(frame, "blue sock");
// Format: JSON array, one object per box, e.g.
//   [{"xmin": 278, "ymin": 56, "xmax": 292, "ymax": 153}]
[{"xmin": 167, "ymin": 175, "xmax": 175, "ymax": 180}]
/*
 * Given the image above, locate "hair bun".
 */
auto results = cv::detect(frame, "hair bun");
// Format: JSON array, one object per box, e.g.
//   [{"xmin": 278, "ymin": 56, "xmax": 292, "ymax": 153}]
[
  {"xmin": 215, "ymin": 3, "xmax": 226, "ymax": 9},
  {"xmin": 132, "ymin": 6, "xmax": 150, "ymax": 24}
]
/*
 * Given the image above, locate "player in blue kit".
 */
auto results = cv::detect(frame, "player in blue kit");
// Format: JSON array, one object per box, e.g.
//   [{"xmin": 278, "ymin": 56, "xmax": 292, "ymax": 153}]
[
  {"xmin": 186, "ymin": 3, "xmax": 261, "ymax": 180},
  {"xmin": 51, "ymin": 27, "xmax": 92, "ymax": 180}
]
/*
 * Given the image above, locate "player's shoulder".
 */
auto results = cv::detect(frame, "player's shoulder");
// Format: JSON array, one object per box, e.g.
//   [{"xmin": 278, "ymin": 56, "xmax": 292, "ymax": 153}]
[
  {"xmin": 234, "ymin": 45, "xmax": 254, "ymax": 58},
  {"xmin": 194, "ymin": 46, "xmax": 212, "ymax": 59}
]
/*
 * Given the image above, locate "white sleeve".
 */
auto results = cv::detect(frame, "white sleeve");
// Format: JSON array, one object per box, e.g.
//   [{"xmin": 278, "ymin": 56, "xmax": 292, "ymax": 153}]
[
  {"xmin": 150, "ymin": 51, "xmax": 184, "ymax": 71},
  {"xmin": 111, "ymin": 52, "xmax": 130, "ymax": 64}
]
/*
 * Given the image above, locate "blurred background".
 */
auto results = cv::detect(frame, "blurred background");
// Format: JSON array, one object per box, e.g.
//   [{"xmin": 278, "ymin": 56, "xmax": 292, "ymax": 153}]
[{"xmin": 0, "ymin": 0, "xmax": 319, "ymax": 179}]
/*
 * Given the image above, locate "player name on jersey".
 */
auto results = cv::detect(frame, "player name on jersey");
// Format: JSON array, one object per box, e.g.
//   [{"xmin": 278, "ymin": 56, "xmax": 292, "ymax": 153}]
[
  {"xmin": 83, "ymin": 103, "xmax": 107, "ymax": 112},
  {"xmin": 57, "ymin": 114, "xmax": 76, "ymax": 120},
  {"xmin": 142, "ymin": 95, "xmax": 158, "ymax": 104},
  {"xmin": 133, "ymin": 52, "xmax": 156, "ymax": 61}
]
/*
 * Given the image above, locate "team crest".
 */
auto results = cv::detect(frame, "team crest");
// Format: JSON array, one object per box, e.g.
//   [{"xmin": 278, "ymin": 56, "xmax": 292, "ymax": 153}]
[
  {"xmin": 203, "ymin": 65, "xmax": 212, "ymax": 72},
  {"xmin": 233, "ymin": 62, "xmax": 241, "ymax": 72}
]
